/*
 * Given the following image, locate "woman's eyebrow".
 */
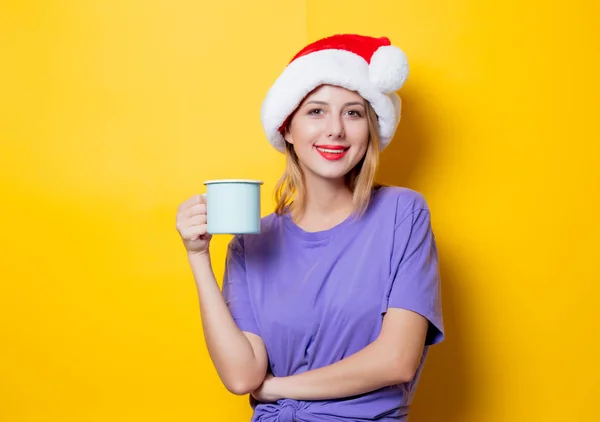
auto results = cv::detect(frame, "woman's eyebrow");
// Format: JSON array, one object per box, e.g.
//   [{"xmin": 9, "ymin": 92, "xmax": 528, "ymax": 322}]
[{"xmin": 304, "ymin": 100, "xmax": 365, "ymax": 107}]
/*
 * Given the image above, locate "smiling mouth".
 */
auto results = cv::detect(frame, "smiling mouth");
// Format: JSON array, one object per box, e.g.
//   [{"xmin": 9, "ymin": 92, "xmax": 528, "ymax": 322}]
[{"xmin": 314, "ymin": 145, "xmax": 350, "ymax": 160}]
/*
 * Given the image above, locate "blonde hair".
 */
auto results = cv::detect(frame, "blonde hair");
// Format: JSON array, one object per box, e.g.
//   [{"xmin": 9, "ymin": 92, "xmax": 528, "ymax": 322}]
[{"xmin": 274, "ymin": 99, "xmax": 382, "ymax": 218}]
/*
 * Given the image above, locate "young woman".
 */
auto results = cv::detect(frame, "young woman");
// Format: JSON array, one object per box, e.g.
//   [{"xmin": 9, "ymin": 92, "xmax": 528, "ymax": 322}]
[{"xmin": 176, "ymin": 34, "xmax": 444, "ymax": 421}]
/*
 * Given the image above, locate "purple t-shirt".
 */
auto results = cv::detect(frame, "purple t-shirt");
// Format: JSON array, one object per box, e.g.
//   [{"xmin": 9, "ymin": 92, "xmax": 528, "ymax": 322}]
[{"xmin": 222, "ymin": 186, "xmax": 444, "ymax": 421}]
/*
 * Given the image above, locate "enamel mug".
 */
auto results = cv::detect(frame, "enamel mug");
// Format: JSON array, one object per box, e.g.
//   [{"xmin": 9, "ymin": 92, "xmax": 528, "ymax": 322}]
[{"xmin": 203, "ymin": 179, "xmax": 263, "ymax": 235}]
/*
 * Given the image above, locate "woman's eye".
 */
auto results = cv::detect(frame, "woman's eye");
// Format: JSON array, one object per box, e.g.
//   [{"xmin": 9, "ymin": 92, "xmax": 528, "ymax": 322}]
[
  {"xmin": 347, "ymin": 110, "xmax": 362, "ymax": 117},
  {"xmin": 308, "ymin": 108, "xmax": 323, "ymax": 115}
]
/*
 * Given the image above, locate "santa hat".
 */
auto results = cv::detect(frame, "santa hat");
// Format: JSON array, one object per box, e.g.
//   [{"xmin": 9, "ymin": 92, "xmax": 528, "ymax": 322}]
[{"xmin": 260, "ymin": 34, "xmax": 409, "ymax": 153}]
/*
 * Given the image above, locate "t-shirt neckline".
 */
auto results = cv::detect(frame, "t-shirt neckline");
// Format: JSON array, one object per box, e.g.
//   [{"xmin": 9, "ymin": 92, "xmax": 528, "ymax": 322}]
[
  {"xmin": 280, "ymin": 187, "xmax": 386, "ymax": 242},
  {"xmin": 282, "ymin": 209, "xmax": 357, "ymax": 242}
]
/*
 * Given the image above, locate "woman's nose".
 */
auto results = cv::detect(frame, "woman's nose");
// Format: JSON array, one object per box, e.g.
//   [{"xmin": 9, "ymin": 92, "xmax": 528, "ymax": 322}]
[{"xmin": 325, "ymin": 115, "xmax": 344, "ymax": 138}]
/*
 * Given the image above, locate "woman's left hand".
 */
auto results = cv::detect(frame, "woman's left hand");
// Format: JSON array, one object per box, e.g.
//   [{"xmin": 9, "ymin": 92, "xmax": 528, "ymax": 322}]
[{"xmin": 251, "ymin": 373, "xmax": 283, "ymax": 403}]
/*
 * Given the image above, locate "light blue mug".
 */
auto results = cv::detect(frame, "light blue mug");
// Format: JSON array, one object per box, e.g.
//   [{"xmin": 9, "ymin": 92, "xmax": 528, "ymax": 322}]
[{"xmin": 203, "ymin": 179, "xmax": 263, "ymax": 235}]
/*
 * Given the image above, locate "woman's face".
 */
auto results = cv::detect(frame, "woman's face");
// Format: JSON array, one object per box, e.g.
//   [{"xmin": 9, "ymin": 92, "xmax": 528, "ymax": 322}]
[{"xmin": 284, "ymin": 84, "xmax": 370, "ymax": 182}]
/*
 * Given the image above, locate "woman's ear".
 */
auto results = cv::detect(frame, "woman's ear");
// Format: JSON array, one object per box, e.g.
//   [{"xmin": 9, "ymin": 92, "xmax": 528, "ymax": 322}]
[{"xmin": 283, "ymin": 127, "xmax": 294, "ymax": 144}]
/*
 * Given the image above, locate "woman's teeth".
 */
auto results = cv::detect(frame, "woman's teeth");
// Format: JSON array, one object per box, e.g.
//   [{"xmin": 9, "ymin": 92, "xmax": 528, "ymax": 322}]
[{"xmin": 316, "ymin": 147, "xmax": 347, "ymax": 154}]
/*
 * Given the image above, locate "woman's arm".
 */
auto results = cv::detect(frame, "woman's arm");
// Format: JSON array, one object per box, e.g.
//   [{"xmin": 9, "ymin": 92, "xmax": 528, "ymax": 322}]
[
  {"xmin": 189, "ymin": 252, "xmax": 268, "ymax": 395},
  {"xmin": 253, "ymin": 308, "xmax": 428, "ymax": 402}
]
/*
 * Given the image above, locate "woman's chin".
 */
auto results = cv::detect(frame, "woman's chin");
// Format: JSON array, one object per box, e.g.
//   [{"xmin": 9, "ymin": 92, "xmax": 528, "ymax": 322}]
[
  {"xmin": 308, "ymin": 165, "xmax": 353, "ymax": 181},
  {"xmin": 299, "ymin": 153, "xmax": 362, "ymax": 181}
]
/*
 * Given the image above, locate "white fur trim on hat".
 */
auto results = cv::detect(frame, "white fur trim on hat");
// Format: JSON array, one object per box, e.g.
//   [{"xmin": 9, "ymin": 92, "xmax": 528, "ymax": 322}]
[
  {"xmin": 260, "ymin": 49, "xmax": 404, "ymax": 153},
  {"xmin": 369, "ymin": 45, "xmax": 409, "ymax": 94}
]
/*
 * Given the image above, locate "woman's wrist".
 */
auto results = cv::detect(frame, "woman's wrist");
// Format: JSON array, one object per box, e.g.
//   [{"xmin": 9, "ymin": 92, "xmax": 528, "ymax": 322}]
[
  {"xmin": 272, "ymin": 376, "xmax": 290, "ymax": 399},
  {"xmin": 187, "ymin": 249, "xmax": 211, "ymax": 264},
  {"xmin": 187, "ymin": 250, "xmax": 216, "ymax": 288},
  {"xmin": 252, "ymin": 374, "xmax": 288, "ymax": 403},
  {"xmin": 187, "ymin": 249, "xmax": 213, "ymax": 274}
]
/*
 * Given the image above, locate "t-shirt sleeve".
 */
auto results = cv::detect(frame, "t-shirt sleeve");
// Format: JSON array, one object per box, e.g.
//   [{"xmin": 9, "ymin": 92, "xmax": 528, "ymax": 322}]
[
  {"xmin": 221, "ymin": 235, "xmax": 261, "ymax": 337},
  {"xmin": 382, "ymin": 206, "xmax": 445, "ymax": 346}
]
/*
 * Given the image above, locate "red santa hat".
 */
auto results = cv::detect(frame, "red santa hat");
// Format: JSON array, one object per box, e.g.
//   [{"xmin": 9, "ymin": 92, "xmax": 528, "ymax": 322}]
[{"xmin": 260, "ymin": 34, "xmax": 409, "ymax": 153}]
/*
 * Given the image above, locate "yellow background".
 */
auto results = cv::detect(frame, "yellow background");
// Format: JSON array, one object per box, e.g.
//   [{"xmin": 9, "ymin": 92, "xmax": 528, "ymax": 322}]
[{"xmin": 1, "ymin": 1, "xmax": 598, "ymax": 421}]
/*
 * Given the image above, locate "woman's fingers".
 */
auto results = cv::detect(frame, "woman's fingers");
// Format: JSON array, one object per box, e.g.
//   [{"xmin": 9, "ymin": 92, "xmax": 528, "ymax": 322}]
[
  {"xmin": 184, "ymin": 203, "xmax": 207, "ymax": 218},
  {"xmin": 187, "ymin": 214, "xmax": 207, "ymax": 227},
  {"xmin": 182, "ymin": 224, "xmax": 208, "ymax": 241},
  {"xmin": 177, "ymin": 194, "xmax": 202, "ymax": 213}
]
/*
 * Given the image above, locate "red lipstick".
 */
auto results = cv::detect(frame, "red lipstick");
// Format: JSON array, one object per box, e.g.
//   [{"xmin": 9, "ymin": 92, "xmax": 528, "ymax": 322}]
[{"xmin": 314, "ymin": 144, "xmax": 349, "ymax": 161}]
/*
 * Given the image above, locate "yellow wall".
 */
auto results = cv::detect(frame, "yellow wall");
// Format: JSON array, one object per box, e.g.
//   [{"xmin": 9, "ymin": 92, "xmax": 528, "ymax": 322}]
[
  {"xmin": 1, "ymin": 1, "xmax": 598, "ymax": 421},
  {"xmin": 1, "ymin": 1, "xmax": 304, "ymax": 421}
]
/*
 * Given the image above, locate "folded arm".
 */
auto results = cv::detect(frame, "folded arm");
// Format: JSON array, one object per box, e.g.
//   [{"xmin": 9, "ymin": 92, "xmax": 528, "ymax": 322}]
[
  {"xmin": 254, "ymin": 308, "xmax": 429, "ymax": 401},
  {"xmin": 189, "ymin": 253, "xmax": 268, "ymax": 395}
]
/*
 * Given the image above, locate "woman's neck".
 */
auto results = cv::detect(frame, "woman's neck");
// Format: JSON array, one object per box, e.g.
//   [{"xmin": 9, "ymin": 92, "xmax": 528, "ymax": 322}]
[{"xmin": 292, "ymin": 174, "xmax": 355, "ymax": 232}]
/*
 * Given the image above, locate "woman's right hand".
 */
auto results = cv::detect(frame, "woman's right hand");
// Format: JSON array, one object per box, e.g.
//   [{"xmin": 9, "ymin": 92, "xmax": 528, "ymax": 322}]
[{"xmin": 176, "ymin": 194, "xmax": 212, "ymax": 256}]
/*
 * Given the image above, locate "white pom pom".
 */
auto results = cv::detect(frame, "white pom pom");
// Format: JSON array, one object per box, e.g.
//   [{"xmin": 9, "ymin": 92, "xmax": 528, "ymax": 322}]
[{"xmin": 369, "ymin": 45, "xmax": 409, "ymax": 93}]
